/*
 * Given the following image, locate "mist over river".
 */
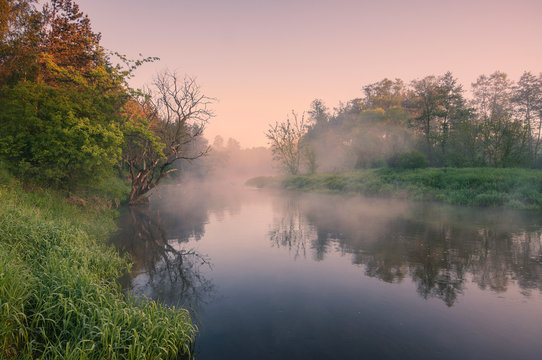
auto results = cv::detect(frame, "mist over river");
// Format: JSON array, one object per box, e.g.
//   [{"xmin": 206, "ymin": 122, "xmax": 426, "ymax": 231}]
[{"xmin": 112, "ymin": 182, "xmax": 542, "ymax": 360}]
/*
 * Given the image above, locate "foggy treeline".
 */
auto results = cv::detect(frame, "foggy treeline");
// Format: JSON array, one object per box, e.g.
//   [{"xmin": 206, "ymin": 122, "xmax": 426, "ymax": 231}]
[
  {"xmin": 177, "ymin": 135, "xmax": 277, "ymax": 183},
  {"xmin": 291, "ymin": 71, "xmax": 542, "ymax": 173}
]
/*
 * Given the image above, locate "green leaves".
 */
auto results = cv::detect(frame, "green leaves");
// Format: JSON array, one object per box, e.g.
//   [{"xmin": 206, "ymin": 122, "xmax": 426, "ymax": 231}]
[{"xmin": 0, "ymin": 81, "xmax": 124, "ymax": 188}]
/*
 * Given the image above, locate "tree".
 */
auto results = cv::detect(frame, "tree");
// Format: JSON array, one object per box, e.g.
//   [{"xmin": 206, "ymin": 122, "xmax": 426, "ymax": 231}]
[
  {"xmin": 40, "ymin": 0, "xmax": 102, "ymax": 80},
  {"xmin": 512, "ymin": 71, "xmax": 542, "ymax": 162},
  {"xmin": 405, "ymin": 72, "xmax": 468, "ymax": 165},
  {"xmin": 362, "ymin": 78, "xmax": 406, "ymax": 110},
  {"xmin": 405, "ymin": 75, "xmax": 443, "ymax": 161},
  {"xmin": 303, "ymin": 144, "xmax": 318, "ymax": 174},
  {"xmin": 471, "ymin": 71, "xmax": 528, "ymax": 166},
  {"xmin": 436, "ymin": 72, "xmax": 468, "ymax": 164},
  {"xmin": 266, "ymin": 111, "xmax": 307, "ymax": 175},
  {"xmin": 0, "ymin": 0, "xmax": 128, "ymax": 187},
  {"xmin": 472, "ymin": 71, "xmax": 513, "ymax": 122},
  {"xmin": 212, "ymin": 135, "xmax": 224, "ymax": 150},
  {"xmin": 307, "ymin": 98, "xmax": 329, "ymax": 126},
  {"xmin": 226, "ymin": 137, "xmax": 241, "ymax": 152},
  {"xmin": 0, "ymin": 81, "xmax": 124, "ymax": 187},
  {"xmin": 0, "ymin": 0, "xmax": 43, "ymax": 84},
  {"xmin": 123, "ymin": 70, "xmax": 214, "ymax": 204}
]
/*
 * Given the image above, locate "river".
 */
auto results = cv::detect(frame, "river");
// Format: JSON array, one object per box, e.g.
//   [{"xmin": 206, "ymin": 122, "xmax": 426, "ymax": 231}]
[{"xmin": 112, "ymin": 182, "xmax": 542, "ymax": 360}]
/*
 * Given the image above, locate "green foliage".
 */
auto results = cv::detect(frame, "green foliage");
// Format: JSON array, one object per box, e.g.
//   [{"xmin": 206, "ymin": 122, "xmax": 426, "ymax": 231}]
[
  {"xmin": 0, "ymin": 244, "xmax": 32, "ymax": 358},
  {"xmin": 79, "ymin": 175, "xmax": 131, "ymax": 207},
  {"xmin": 0, "ymin": 81, "xmax": 123, "ymax": 188},
  {"xmin": 283, "ymin": 175, "xmax": 319, "ymax": 191},
  {"xmin": 323, "ymin": 174, "xmax": 346, "ymax": 190},
  {"xmin": 123, "ymin": 116, "xmax": 165, "ymax": 166},
  {"xmin": 302, "ymin": 71, "xmax": 542, "ymax": 171},
  {"xmin": 245, "ymin": 176, "xmax": 282, "ymax": 188},
  {"xmin": 387, "ymin": 150, "xmax": 428, "ymax": 169},
  {"xmin": 0, "ymin": 177, "xmax": 195, "ymax": 359},
  {"xmin": 0, "ymin": 0, "xmax": 43, "ymax": 85},
  {"xmin": 0, "ymin": 0, "xmax": 139, "ymax": 191},
  {"xmin": 249, "ymin": 168, "xmax": 542, "ymax": 210}
]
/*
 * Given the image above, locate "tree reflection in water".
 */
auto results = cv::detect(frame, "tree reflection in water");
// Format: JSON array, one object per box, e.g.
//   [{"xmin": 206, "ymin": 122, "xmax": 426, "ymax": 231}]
[
  {"xmin": 112, "ymin": 205, "xmax": 214, "ymax": 316},
  {"xmin": 269, "ymin": 194, "xmax": 542, "ymax": 307},
  {"xmin": 269, "ymin": 195, "xmax": 313, "ymax": 260}
]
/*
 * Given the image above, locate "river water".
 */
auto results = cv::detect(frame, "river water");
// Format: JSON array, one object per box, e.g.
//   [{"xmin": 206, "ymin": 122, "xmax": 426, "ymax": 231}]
[{"xmin": 112, "ymin": 182, "xmax": 542, "ymax": 360}]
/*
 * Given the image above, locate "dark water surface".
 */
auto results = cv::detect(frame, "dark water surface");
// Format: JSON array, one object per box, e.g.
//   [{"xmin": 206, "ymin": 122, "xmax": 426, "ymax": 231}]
[{"xmin": 112, "ymin": 183, "xmax": 542, "ymax": 360}]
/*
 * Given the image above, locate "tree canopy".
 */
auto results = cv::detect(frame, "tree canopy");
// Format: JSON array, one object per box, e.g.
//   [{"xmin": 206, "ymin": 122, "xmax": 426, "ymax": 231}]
[
  {"xmin": 0, "ymin": 0, "xmax": 214, "ymax": 202},
  {"xmin": 270, "ymin": 71, "xmax": 542, "ymax": 174}
]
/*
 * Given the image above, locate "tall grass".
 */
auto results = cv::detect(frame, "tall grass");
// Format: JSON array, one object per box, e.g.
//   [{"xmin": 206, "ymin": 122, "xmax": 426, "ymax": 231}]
[
  {"xmin": 248, "ymin": 168, "xmax": 542, "ymax": 210},
  {"xmin": 0, "ymin": 173, "xmax": 195, "ymax": 359}
]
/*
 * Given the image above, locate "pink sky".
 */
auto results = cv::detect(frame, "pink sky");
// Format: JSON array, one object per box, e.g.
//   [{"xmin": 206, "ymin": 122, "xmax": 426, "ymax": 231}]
[{"xmin": 77, "ymin": 0, "xmax": 542, "ymax": 148}]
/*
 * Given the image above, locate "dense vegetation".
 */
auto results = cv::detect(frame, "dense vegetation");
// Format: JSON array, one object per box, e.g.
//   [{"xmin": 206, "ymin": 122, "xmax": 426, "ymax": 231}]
[
  {"xmin": 263, "ymin": 68, "xmax": 542, "ymax": 209},
  {"xmin": 0, "ymin": 0, "xmax": 205, "ymax": 357},
  {"xmin": 0, "ymin": 168, "xmax": 195, "ymax": 358},
  {"xmin": 267, "ymin": 72, "xmax": 542, "ymax": 175},
  {"xmin": 247, "ymin": 167, "xmax": 542, "ymax": 210},
  {"xmin": 0, "ymin": 0, "xmax": 212, "ymax": 204}
]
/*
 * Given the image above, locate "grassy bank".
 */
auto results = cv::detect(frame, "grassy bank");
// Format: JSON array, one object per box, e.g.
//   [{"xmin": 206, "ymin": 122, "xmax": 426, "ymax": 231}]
[
  {"xmin": 0, "ymin": 171, "xmax": 195, "ymax": 359},
  {"xmin": 247, "ymin": 167, "xmax": 542, "ymax": 210}
]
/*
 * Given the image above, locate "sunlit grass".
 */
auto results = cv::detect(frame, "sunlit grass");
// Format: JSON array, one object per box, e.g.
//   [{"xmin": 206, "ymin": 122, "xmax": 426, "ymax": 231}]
[
  {"xmin": 0, "ymin": 172, "xmax": 195, "ymax": 359},
  {"xmin": 248, "ymin": 167, "xmax": 542, "ymax": 210}
]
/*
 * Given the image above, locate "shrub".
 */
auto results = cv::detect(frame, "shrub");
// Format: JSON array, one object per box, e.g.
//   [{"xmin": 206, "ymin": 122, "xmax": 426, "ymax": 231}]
[
  {"xmin": 388, "ymin": 151, "xmax": 428, "ymax": 169},
  {"xmin": 324, "ymin": 175, "xmax": 346, "ymax": 191},
  {"xmin": 0, "ymin": 82, "xmax": 124, "ymax": 189}
]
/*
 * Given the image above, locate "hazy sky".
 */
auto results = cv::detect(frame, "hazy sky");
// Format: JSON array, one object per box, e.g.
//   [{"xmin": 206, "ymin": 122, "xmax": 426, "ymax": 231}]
[{"xmin": 77, "ymin": 0, "xmax": 542, "ymax": 148}]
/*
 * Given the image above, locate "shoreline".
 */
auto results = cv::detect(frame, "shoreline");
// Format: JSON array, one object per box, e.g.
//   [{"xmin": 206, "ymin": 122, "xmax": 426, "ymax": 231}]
[
  {"xmin": 246, "ymin": 167, "xmax": 542, "ymax": 210},
  {"xmin": 0, "ymin": 175, "xmax": 195, "ymax": 359}
]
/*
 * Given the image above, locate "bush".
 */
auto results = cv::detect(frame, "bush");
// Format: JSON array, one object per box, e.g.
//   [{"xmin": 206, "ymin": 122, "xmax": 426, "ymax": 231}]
[
  {"xmin": 387, "ymin": 151, "xmax": 428, "ymax": 169},
  {"xmin": 283, "ymin": 175, "xmax": 316, "ymax": 190},
  {"xmin": 323, "ymin": 175, "xmax": 346, "ymax": 191},
  {"xmin": 0, "ymin": 82, "xmax": 124, "ymax": 189},
  {"xmin": 245, "ymin": 176, "xmax": 281, "ymax": 188},
  {"xmin": 248, "ymin": 167, "xmax": 542, "ymax": 210}
]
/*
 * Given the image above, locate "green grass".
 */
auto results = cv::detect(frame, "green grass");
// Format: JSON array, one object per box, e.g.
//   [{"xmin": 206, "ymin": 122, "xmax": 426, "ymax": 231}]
[
  {"xmin": 247, "ymin": 168, "xmax": 542, "ymax": 210},
  {"xmin": 0, "ymin": 171, "xmax": 195, "ymax": 359}
]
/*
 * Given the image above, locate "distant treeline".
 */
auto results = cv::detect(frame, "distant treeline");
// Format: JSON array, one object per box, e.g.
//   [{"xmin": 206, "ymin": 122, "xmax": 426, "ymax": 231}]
[
  {"xmin": 301, "ymin": 71, "xmax": 542, "ymax": 173},
  {"xmin": 176, "ymin": 135, "xmax": 276, "ymax": 182}
]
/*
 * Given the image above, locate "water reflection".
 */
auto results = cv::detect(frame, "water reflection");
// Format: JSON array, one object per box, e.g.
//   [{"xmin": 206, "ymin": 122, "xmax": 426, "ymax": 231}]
[
  {"xmin": 112, "ymin": 205, "xmax": 214, "ymax": 314},
  {"xmin": 269, "ymin": 194, "xmax": 542, "ymax": 306},
  {"xmin": 269, "ymin": 196, "xmax": 313, "ymax": 260},
  {"xmin": 112, "ymin": 185, "xmax": 542, "ymax": 359}
]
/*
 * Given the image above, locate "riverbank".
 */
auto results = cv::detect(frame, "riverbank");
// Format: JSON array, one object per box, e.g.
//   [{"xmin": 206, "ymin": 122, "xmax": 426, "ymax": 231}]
[
  {"xmin": 0, "ymin": 170, "xmax": 195, "ymax": 359},
  {"xmin": 247, "ymin": 167, "xmax": 542, "ymax": 210}
]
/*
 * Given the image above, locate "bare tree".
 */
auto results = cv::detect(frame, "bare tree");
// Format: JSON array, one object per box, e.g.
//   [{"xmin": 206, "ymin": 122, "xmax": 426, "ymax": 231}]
[
  {"xmin": 265, "ymin": 111, "xmax": 307, "ymax": 175},
  {"xmin": 124, "ymin": 70, "xmax": 214, "ymax": 204}
]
